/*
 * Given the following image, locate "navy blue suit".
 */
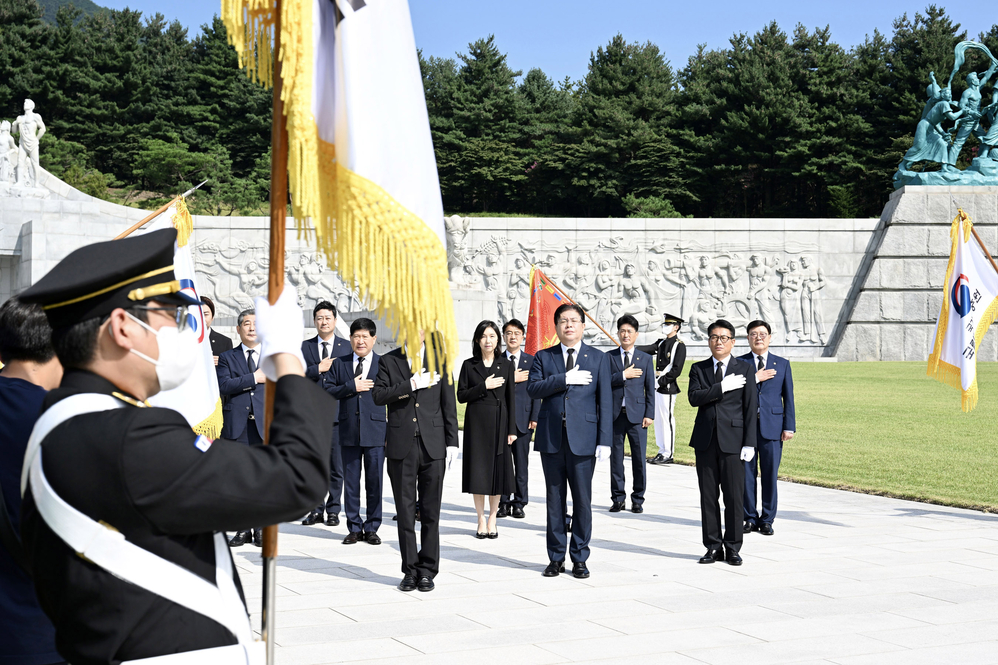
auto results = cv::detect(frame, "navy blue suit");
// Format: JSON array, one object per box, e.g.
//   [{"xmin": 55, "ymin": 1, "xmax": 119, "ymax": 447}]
[
  {"xmin": 608, "ymin": 347, "xmax": 656, "ymax": 507},
  {"xmin": 302, "ymin": 335, "xmax": 350, "ymax": 518},
  {"xmin": 327, "ymin": 352, "xmax": 387, "ymax": 535},
  {"xmin": 217, "ymin": 344, "xmax": 266, "ymax": 443},
  {"xmin": 527, "ymin": 342, "xmax": 612, "ymax": 564},
  {"xmin": 501, "ymin": 350, "xmax": 539, "ymax": 510},
  {"xmin": 739, "ymin": 352, "xmax": 796, "ymax": 527}
]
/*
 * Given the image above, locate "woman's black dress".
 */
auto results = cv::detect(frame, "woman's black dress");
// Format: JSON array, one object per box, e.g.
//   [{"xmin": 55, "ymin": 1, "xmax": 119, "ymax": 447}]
[{"xmin": 457, "ymin": 355, "xmax": 517, "ymax": 495}]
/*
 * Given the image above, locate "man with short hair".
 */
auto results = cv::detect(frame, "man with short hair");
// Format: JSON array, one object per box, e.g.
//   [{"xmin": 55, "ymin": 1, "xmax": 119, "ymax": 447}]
[
  {"xmin": 201, "ymin": 296, "xmax": 232, "ymax": 365},
  {"xmin": 301, "ymin": 301, "xmax": 351, "ymax": 526},
  {"xmin": 608, "ymin": 315, "xmax": 655, "ymax": 513},
  {"xmin": 0, "ymin": 297, "xmax": 64, "ymax": 665},
  {"xmin": 326, "ymin": 318, "xmax": 387, "ymax": 545},
  {"xmin": 639, "ymin": 313, "xmax": 686, "ymax": 465},
  {"xmin": 216, "ymin": 310, "xmax": 267, "ymax": 547},
  {"xmin": 527, "ymin": 303, "xmax": 612, "ymax": 579},
  {"xmin": 739, "ymin": 320, "xmax": 795, "ymax": 536},
  {"xmin": 688, "ymin": 319, "xmax": 757, "ymax": 566},
  {"xmin": 497, "ymin": 318, "xmax": 538, "ymax": 519}
]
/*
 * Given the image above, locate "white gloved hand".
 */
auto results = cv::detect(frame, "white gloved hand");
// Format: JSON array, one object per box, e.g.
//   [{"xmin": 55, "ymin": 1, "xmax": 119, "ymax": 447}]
[
  {"xmin": 446, "ymin": 446, "xmax": 458, "ymax": 469},
  {"xmin": 410, "ymin": 370, "xmax": 432, "ymax": 391},
  {"xmin": 720, "ymin": 374, "xmax": 747, "ymax": 393},
  {"xmin": 565, "ymin": 367, "xmax": 593, "ymax": 386},
  {"xmin": 740, "ymin": 446, "xmax": 755, "ymax": 462},
  {"xmin": 595, "ymin": 445, "xmax": 611, "ymax": 462},
  {"xmin": 254, "ymin": 285, "xmax": 307, "ymax": 381}
]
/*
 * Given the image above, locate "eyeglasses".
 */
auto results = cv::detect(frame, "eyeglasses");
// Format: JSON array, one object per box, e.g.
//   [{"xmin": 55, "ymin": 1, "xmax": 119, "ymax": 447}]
[
  {"xmin": 748, "ymin": 332, "xmax": 770, "ymax": 340},
  {"xmin": 133, "ymin": 306, "xmax": 192, "ymax": 331},
  {"xmin": 708, "ymin": 335, "xmax": 733, "ymax": 343},
  {"xmin": 558, "ymin": 318, "xmax": 583, "ymax": 325}
]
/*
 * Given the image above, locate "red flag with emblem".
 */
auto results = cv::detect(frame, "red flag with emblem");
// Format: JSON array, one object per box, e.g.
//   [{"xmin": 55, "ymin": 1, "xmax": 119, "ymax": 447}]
[{"xmin": 525, "ymin": 267, "xmax": 569, "ymax": 356}]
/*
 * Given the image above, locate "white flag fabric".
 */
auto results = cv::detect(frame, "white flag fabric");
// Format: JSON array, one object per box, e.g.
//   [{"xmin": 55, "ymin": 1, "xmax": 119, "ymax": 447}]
[
  {"xmin": 141, "ymin": 201, "xmax": 223, "ymax": 436},
  {"xmin": 927, "ymin": 210, "xmax": 998, "ymax": 412}
]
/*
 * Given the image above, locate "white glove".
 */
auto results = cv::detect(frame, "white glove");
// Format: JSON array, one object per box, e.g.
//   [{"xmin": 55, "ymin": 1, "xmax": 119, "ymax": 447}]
[
  {"xmin": 254, "ymin": 285, "xmax": 307, "ymax": 381},
  {"xmin": 720, "ymin": 374, "xmax": 746, "ymax": 393},
  {"xmin": 446, "ymin": 446, "xmax": 458, "ymax": 469},
  {"xmin": 595, "ymin": 445, "xmax": 611, "ymax": 462},
  {"xmin": 410, "ymin": 370, "xmax": 432, "ymax": 391},
  {"xmin": 565, "ymin": 367, "xmax": 593, "ymax": 386},
  {"xmin": 740, "ymin": 446, "xmax": 755, "ymax": 462}
]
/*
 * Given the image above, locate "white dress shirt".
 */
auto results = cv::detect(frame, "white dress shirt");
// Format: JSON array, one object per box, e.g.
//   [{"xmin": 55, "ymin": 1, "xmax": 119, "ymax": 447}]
[
  {"xmin": 318, "ymin": 335, "xmax": 336, "ymax": 359},
  {"xmin": 713, "ymin": 354, "xmax": 730, "ymax": 378},
  {"xmin": 561, "ymin": 341, "xmax": 582, "ymax": 369},
  {"xmin": 353, "ymin": 352, "xmax": 372, "ymax": 381},
  {"xmin": 241, "ymin": 343, "xmax": 260, "ymax": 367},
  {"xmin": 752, "ymin": 352, "xmax": 769, "ymax": 370}
]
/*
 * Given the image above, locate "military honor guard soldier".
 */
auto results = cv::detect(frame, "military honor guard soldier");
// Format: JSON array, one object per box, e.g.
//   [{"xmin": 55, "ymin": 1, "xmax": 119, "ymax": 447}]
[
  {"xmin": 607, "ymin": 314, "xmax": 656, "ymax": 513},
  {"xmin": 638, "ymin": 313, "xmax": 686, "ymax": 465},
  {"xmin": 17, "ymin": 228, "xmax": 333, "ymax": 664}
]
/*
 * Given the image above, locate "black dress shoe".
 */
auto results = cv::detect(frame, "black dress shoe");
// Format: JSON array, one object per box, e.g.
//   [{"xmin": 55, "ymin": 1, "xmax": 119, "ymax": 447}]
[
  {"xmin": 252, "ymin": 529, "xmax": 263, "ymax": 547},
  {"xmin": 609, "ymin": 501, "xmax": 625, "ymax": 513},
  {"xmin": 398, "ymin": 574, "xmax": 417, "ymax": 592},
  {"xmin": 487, "ymin": 530, "xmax": 498, "ymax": 539},
  {"xmin": 301, "ymin": 512, "xmax": 319, "ymax": 526},
  {"xmin": 475, "ymin": 531, "xmax": 487, "ymax": 539},
  {"xmin": 417, "ymin": 576, "xmax": 435, "ymax": 592},
  {"xmin": 227, "ymin": 530, "xmax": 250, "ymax": 547},
  {"xmin": 325, "ymin": 514, "xmax": 340, "ymax": 527},
  {"xmin": 743, "ymin": 520, "xmax": 757, "ymax": 534},
  {"xmin": 698, "ymin": 548, "xmax": 724, "ymax": 564},
  {"xmin": 511, "ymin": 506, "xmax": 525, "ymax": 519},
  {"xmin": 496, "ymin": 504, "xmax": 510, "ymax": 518},
  {"xmin": 726, "ymin": 549, "xmax": 743, "ymax": 566},
  {"xmin": 759, "ymin": 523, "xmax": 774, "ymax": 536},
  {"xmin": 543, "ymin": 561, "xmax": 565, "ymax": 577},
  {"xmin": 649, "ymin": 453, "xmax": 673, "ymax": 465},
  {"xmin": 572, "ymin": 562, "xmax": 590, "ymax": 579},
  {"xmin": 364, "ymin": 532, "xmax": 382, "ymax": 545},
  {"xmin": 342, "ymin": 532, "xmax": 360, "ymax": 544},
  {"xmin": 631, "ymin": 504, "xmax": 643, "ymax": 514}
]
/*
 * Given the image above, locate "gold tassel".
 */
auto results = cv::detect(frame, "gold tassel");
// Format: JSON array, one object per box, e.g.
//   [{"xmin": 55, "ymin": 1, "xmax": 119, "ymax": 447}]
[
  {"xmin": 192, "ymin": 398, "xmax": 224, "ymax": 438},
  {"xmin": 171, "ymin": 198, "xmax": 194, "ymax": 247}
]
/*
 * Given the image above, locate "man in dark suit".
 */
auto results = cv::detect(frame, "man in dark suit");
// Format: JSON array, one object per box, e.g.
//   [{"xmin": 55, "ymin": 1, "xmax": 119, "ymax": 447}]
[
  {"xmin": 497, "ymin": 318, "xmax": 539, "ymax": 519},
  {"xmin": 638, "ymin": 313, "xmax": 686, "ymax": 465},
  {"xmin": 527, "ymin": 303, "xmax": 612, "ymax": 580},
  {"xmin": 739, "ymin": 320, "xmax": 795, "ymax": 537},
  {"xmin": 688, "ymin": 319, "xmax": 757, "ymax": 566},
  {"xmin": 608, "ymin": 314, "xmax": 656, "ymax": 514},
  {"xmin": 201, "ymin": 296, "xmax": 232, "ymax": 366},
  {"xmin": 373, "ymin": 332, "xmax": 458, "ymax": 593},
  {"xmin": 301, "ymin": 300, "xmax": 351, "ymax": 527},
  {"xmin": 216, "ymin": 309, "xmax": 267, "ymax": 547},
  {"xmin": 326, "ymin": 318, "xmax": 387, "ymax": 545}
]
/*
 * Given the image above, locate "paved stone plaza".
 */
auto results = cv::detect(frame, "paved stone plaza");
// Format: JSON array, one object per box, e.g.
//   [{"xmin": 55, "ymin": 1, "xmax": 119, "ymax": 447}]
[{"xmin": 234, "ymin": 448, "xmax": 998, "ymax": 664}]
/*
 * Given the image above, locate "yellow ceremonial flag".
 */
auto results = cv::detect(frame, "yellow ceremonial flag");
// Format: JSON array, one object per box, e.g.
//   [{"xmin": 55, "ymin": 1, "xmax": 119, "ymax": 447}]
[
  {"xmin": 221, "ymin": 0, "xmax": 456, "ymax": 370},
  {"xmin": 927, "ymin": 210, "xmax": 998, "ymax": 412}
]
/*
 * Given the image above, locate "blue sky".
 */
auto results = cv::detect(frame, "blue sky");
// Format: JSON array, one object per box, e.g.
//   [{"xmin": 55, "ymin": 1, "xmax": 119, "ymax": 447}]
[{"xmin": 101, "ymin": 0, "xmax": 990, "ymax": 82}]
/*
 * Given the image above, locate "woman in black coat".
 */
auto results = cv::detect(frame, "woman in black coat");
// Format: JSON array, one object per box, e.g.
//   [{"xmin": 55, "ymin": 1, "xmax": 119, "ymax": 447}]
[{"xmin": 457, "ymin": 320, "xmax": 517, "ymax": 539}]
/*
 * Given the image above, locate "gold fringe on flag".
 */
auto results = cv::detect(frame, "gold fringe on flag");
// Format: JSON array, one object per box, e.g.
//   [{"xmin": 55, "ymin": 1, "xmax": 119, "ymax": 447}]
[
  {"xmin": 170, "ymin": 198, "xmax": 194, "ymax": 248},
  {"xmin": 220, "ymin": 0, "xmax": 458, "ymax": 370},
  {"xmin": 193, "ymin": 398, "xmax": 224, "ymax": 439}
]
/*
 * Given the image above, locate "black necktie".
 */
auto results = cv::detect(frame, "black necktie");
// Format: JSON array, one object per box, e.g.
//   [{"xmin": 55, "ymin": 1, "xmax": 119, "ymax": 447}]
[
  {"xmin": 566, "ymin": 348, "xmax": 575, "ymax": 371},
  {"xmin": 624, "ymin": 351, "xmax": 631, "ymax": 368},
  {"xmin": 511, "ymin": 354, "xmax": 517, "ymax": 367},
  {"xmin": 355, "ymin": 356, "xmax": 364, "ymax": 378},
  {"xmin": 715, "ymin": 361, "xmax": 723, "ymax": 384},
  {"xmin": 321, "ymin": 342, "xmax": 329, "ymax": 360},
  {"xmin": 757, "ymin": 356, "xmax": 764, "ymax": 370},
  {"xmin": 246, "ymin": 349, "xmax": 257, "ymax": 373}
]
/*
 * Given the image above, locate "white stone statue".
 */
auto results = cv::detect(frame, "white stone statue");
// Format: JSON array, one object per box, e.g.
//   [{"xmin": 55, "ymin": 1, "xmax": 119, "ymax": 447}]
[
  {"xmin": 11, "ymin": 99, "xmax": 46, "ymax": 188},
  {"xmin": 0, "ymin": 121, "xmax": 16, "ymax": 185},
  {"xmin": 799, "ymin": 255, "xmax": 827, "ymax": 344}
]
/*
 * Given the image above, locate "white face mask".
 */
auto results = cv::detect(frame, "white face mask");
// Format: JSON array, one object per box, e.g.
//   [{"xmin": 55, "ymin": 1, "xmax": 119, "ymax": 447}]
[{"xmin": 126, "ymin": 312, "xmax": 198, "ymax": 392}]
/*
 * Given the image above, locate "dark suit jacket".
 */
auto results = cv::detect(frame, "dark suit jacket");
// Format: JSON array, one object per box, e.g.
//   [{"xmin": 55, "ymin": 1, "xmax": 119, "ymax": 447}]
[
  {"xmin": 506, "ymin": 351, "xmax": 539, "ymax": 435},
  {"xmin": 687, "ymin": 356, "xmax": 758, "ymax": 454},
  {"xmin": 371, "ymin": 345, "xmax": 459, "ymax": 461},
  {"xmin": 216, "ymin": 344, "xmax": 266, "ymax": 440},
  {"xmin": 738, "ymin": 352, "xmax": 796, "ymax": 440},
  {"xmin": 526, "ymin": 342, "xmax": 613, "ymax": 456},
  {"xmin": 326, "ymin": 353, "xmax": 387, "ymax": 448},
  {"xmin": 208, "ymin": 329, "xmax": 233, "ymax": 357},
  {"xmin": 302, "ymin": 335, "xmax": 350, "ymax": 388},
  {"xmin": 608, "ymin": 347, "xmax": 656, "ymax": 424}
]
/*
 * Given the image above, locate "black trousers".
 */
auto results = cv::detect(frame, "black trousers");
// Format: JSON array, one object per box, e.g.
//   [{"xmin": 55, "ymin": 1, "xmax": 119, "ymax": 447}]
[
  {"xmin": 236, "ymin": 419, "xmax": 264, "ymax": 446},
  {"xmin": 610, "ymin": 411, "xmax": 647, "ymax": 506},
  {"xmin": 387, "ymin": 435, "xmax": 445, "ymax": 578},
  {"xmin": 539, "ymin": 425, "xmax": 595, "ymax": 563},
  {"xmin": 695, "ymin": 433, "xmax": 744, "ymax": 552},
  {"xmin": 316, "ymin": 426, "xmax": 343, "ymax": 516},
  {"xmin": 501, "ymin": 430, "xmax": 532, "ymax": 508},
  {"xmin": 342, "ymin": 445, "xmax": 385, "ymax": 534}
]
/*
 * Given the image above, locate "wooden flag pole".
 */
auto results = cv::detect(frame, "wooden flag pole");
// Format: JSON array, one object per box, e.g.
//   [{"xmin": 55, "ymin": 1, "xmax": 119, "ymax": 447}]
[
  {"xmin": 113, "ymin": 181, "xmax": 209, "ymax": 240},
  {"xmin": 540, "ymin": 269, "xmax": 620, "ymax": 346},
  {"xmin": 261, "ymin": 2, "xmax": 288, "ymax": 662}
]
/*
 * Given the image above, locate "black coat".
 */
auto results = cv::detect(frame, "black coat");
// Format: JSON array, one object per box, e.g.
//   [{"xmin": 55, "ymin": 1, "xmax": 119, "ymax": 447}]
[
  {"xmin": 637, "ymin": 336, "xmax": 686, "ymax": 395},
  {"xmin": 208, "ymin": 329, "xmax": 233, "ymax": 357},
  {"xmin": 457, "ymin": 356, "xmax": 516, "ymax": 495},
  {"xmin": 20, "ymin": 369, "xmax": 332, "ymax": 664},
  {"xmin": 371, "ymin": 345, "xmax": 459, "ymax": 461},
  {"xmin": 687, "ymin": 356, "xmax": 758, "ymax": 454}
]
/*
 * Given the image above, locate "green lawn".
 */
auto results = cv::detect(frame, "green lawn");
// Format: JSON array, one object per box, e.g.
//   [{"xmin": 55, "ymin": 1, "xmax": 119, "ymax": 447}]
[{"xmin": 457, "ymin": 362, "xmax": 998, "ymax": 512}]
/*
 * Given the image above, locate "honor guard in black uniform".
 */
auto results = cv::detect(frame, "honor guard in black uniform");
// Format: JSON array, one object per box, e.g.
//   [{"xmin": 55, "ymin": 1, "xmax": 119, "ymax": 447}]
[
  {"xmin": 637, "ymin": 313, "xmax": 686, "ymax": 464},
  {"xmin": 17, "ymin": 229, "xmax": 332, "ymax": 665}
]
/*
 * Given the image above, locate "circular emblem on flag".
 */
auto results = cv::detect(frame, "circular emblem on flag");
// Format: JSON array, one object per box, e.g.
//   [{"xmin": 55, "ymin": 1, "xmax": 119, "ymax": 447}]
[
  {"xmin": 952, "ymin": 274, "xmax": 972, "ymax": 318},
  {"xmin": 180, "ymin": 278, "xmax": 206, "ymax": 343}
]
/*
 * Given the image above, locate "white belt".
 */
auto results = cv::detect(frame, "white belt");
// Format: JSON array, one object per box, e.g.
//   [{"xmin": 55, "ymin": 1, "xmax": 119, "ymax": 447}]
[{"xmin": 22, "ymin": 393, "xmax": 263, "ymax": 663}]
